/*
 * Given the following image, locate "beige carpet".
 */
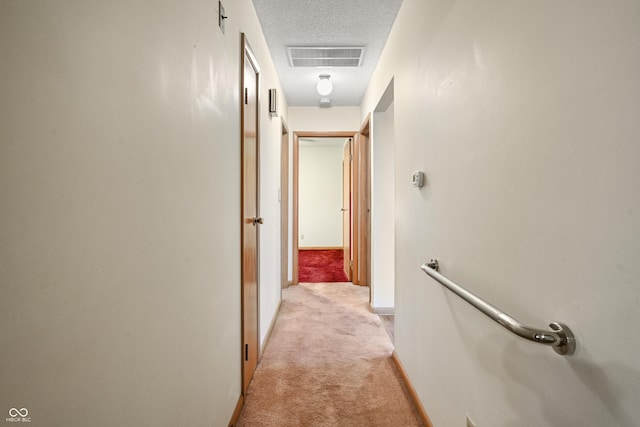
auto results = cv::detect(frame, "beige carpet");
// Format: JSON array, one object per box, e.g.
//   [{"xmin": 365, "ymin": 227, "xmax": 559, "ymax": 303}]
[{"xmin": 237, "ymin": 282, "xmax": 423, "ymax": 427}]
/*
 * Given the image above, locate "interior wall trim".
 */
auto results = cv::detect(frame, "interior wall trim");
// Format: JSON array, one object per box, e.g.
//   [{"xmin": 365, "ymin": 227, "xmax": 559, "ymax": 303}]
[
  {"xmin": 391, "ymin": 351, "xmax": 434, "ymax": 427},
  {"xmin": 369, "ymin": 305, "xmax": 394, "ymax": 315},
  {"xmin": 227, "ymin": 394, "xmax": 244, "ymax": 427},
  {"xmin": 260, "ymin": 300, "xmax": 282, "ymax": 356}
]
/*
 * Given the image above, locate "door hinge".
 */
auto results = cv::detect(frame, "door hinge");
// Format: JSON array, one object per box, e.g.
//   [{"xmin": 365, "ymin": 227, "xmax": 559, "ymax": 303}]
[
  {"xmin": 245, "ymin": 344, "xmax": 248, "ymax": 361},
  {"xmin": 244, "ymin": 88, "xmax": 248, "ymax": 104},
  {"xmin": 349, "ymin": 154, "xmax": 353, "ymax": 161}
]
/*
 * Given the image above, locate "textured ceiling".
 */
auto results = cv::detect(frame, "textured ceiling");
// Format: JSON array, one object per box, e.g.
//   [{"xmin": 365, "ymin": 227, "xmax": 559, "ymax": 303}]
[{"xmin": 252, "ymin": 0, "xmax": 403, "ymax": 107}]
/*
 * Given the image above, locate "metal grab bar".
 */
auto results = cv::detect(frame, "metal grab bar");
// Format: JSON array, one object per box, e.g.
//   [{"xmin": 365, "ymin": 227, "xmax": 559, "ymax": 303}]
[{"xmin": 422, "ymin": 259, "xmax": 576, "ymax": 356}]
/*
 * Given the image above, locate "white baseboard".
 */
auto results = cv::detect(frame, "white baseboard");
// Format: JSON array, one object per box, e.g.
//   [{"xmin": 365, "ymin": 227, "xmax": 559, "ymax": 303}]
[
  {"xmin": 260, "ymin": 300, "xmax": 282, "ymax": 356},
  {"xmin": 369, "ymin": 304, "xmax": 394, "ymax": 315}
]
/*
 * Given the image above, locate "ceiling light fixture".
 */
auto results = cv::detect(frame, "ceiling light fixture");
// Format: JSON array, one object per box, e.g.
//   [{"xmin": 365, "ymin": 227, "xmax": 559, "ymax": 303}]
[
  {"xmin": 316, "ymin": 74, "xmax": 332, "ymax": 96},
  {"xmin": 319, "ymin": 98, "xmax": 332, "ymax": 108}
]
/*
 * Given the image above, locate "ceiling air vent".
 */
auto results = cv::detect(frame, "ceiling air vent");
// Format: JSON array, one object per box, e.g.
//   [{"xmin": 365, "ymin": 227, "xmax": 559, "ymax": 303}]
[{"xmin": 287, "ymin": 46, "xmax": 365, "ymax": 67}]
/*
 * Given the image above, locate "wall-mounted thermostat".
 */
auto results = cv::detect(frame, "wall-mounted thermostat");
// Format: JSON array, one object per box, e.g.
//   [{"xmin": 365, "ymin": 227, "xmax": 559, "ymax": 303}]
[{"xmin": 412, "ymin": 171, "xmax": 425, "ymax": 188}]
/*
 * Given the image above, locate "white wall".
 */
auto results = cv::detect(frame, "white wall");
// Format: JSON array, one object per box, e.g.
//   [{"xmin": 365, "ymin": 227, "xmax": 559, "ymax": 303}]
[
  {"xmin": 371, "ymin": 98, "xmax": 396, "ymax": 310},
  {"xmin": 298, "ymin": 140, "xmax": 345, "ymax": 248},
  {"xmin": 361, "ymin": 1, "xmax": 640, "ymax": 426},
  {"xmin": 0, "ymin": 1, "xmax": 286, "ymax": 426},
  {"xmin": 256, "ymin": 48, "xmax": 289, "ymax": 350},
  {"xmin": 288, "ymin": 106, "xmax": 361, "ymax": 132}
]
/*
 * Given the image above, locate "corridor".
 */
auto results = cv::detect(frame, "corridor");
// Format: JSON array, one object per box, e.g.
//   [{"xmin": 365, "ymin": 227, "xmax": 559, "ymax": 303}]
[
  {"xmin": 237, "ymin": 283, "xmax": 420, "ymax": 426},
  {"xmin": 2, "ymin": 1, "xmax": 639, "ymax": 426}
]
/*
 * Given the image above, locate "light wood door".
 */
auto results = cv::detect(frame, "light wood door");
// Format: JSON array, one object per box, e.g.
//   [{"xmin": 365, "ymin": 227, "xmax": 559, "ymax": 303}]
[
  {"xmin": 241, "ymin": 35, "xmax": 260, "ymax": 395},
  {"xmin": 342, "ymin": 139, "xmax": 352, "ymax": 280}
]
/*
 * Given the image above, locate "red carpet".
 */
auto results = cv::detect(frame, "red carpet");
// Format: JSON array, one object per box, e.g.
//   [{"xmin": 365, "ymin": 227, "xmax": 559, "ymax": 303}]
[{"xmin": 298, "ymin": 249, "xmax": 349, "ymax": 283}]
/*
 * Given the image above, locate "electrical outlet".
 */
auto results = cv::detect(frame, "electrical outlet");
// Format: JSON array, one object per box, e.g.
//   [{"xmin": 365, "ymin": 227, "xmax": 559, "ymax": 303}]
[
  {"xmin": 301, "ymin": 234, "xmax": 304, "ymax": 240},
  {"xmin": 466, "ymin": 414, "xmax": 477, "ymax": 427}
]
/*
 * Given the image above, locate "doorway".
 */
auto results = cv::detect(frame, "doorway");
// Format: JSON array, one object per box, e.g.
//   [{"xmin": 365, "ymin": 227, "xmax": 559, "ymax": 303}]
[
  {"xmin": 297, "ymin": 136, "xmax": 350, "ymax": 283},
  {"xmin": 292, "ymin": 131, "xmax": 370, "ymax": 286},
  {"xmin": 370, "ymin": 79, "xmax": 396, "ymax": 312}
]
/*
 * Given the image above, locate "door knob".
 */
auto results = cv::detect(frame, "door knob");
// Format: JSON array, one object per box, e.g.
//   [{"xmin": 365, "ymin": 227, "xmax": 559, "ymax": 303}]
[{"xmin": 252, "ymin": 216, "xmax": 264, "ymax": 225}]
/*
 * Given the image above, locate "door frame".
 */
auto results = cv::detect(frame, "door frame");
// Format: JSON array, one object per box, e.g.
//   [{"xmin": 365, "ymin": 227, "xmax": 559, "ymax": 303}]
[
  {"xmin": 358, "ymin": 115, "xmax": 371, "ymax": 292},
  {"xmin": 240, "ymin": 33, "xmax": 260, "ymax": 396},
  {"xmin": 280, "ymin": 119, "xmax": 289, "ymax": 289},
  {"xmin": 342, "ymin": 139, "xmax": 352, "ymax": 281},
  {"xmin": 292, "ymin": 131, "xmax": 358, "ymax": 285}
]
